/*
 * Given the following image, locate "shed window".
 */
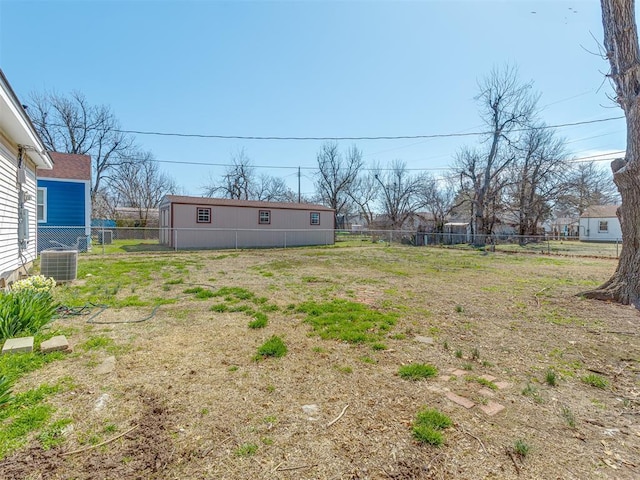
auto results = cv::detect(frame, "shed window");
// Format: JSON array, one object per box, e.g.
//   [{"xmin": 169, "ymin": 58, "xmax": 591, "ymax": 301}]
[
  {"xmin": 197, "ymin": 207, "xmax": 211, "ymax": 223},
  {"xmin": 599, "ymin": 221, "xmax": 608, "ymax": 233},
  {"xmin": 37, "ymin": 188, "xmax": 47, "ymax": 222},
  {"xmin": 259, "ymin": 210, "xmax": 271, "ymax": 225},
  {"xmin": 310, "ymin": 212, "xmax": 320, "ymax": 225}
]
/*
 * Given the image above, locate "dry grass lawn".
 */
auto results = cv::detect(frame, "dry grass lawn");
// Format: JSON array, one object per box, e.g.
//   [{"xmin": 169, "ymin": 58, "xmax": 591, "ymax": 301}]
[{"xmin": 1, "ymin": 244, "xmax": 639, "ymax": 479}]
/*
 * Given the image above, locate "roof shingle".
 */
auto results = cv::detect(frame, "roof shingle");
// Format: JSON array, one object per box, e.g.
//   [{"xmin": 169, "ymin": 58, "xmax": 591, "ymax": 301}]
[{"xmin": 39, "ymin": 152, "xmax": 91, "ymax": 180}]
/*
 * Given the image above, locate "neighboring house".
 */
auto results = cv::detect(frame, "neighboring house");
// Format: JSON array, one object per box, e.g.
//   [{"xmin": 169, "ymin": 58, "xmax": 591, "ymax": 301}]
[
  {"xmin": 37, "ymin": 152, "xmax": 91, "ymax": 252},
  {"xmin": 0, "ymin": 69, "xmax": 53, "ymax": 287},
  {"xmin": 579, "ymin": 205, "xmax": 621, "ymax": 242},
  {"xmin": 159, "ymin": 195, "xmax": 335, "ymax": 249},
  {"xmin": 547, "ymin": 216, "xmax": 579, "ymax": 239}
]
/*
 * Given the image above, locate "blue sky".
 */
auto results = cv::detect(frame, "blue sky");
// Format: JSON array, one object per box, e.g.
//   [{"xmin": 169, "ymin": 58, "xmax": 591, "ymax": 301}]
[{"xmin": 0, "ymin": 0, "xmax": 626, "ymax": 197}]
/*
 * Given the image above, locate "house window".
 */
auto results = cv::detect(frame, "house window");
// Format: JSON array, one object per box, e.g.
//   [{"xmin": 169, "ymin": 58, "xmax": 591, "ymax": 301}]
[
  {"xmin": 259, "ymin": 210, "xmax": 271, "ymax": 225},
  {"xmin": 599, "ymin": 221, "xmax": 608, "ymax": 233},
  {"xmin": 37, "ymin": 188, "xmax": 47, "ymax": 222},
  {"xmin": 310, "ymin": 212, "xmax": 320, "ymax": 225},
  {"xmin": 197, "ymin": 207, "xmax": 211, "ymax": 223}
]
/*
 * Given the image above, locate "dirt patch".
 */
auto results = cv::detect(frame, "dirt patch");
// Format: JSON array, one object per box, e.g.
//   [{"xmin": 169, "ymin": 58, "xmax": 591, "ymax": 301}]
[{"xmin": 0, "ymin": 392, "xmax": 174, "ymax": 479}]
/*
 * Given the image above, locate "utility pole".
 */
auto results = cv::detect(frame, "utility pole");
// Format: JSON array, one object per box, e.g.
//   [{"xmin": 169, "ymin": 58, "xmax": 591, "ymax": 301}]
[{"xmin": 298, "ymin": 166, "xmax": 301, "ymax": 203}]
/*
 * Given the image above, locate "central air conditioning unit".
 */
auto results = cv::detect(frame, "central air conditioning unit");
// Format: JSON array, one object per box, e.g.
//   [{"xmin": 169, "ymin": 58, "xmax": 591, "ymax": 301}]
[
  {"xmin": 40, "ymin": 249, "xmax": 78, "ymax": 283},
  {"xmin": 97, "ymin": 230, "xmax": 113, "ymax": 245}
]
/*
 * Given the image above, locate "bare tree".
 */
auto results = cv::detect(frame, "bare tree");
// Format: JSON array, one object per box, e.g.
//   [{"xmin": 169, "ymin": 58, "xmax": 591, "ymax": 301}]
[
  {"xmin": 254, "ymin": 174, "xmax": 296, "ymax": 202},
  {"xmin": 27, "ymin": 90, "xmax": 134, "ymax": 202},
  {"xmin": 583, "ymin": 0, "xmax": 640, "ymax": 306},
  {"xmin": 348, "ymin": 170, "xmax": 380, "ymax": 226},
  {"xmin": 556, "ymin": 161, "xmax": 619, "ymax": 217},
  {"xmin": 314, "ymin": 142, "xmax": 363, "ymax": 228},
  {"xmin": 203, "ymin": 150, "xmax": 254, "ymax": 200},
  {"xmin": 506, "ymin": 126, "xmax": 568, "ymax": 236},
  {"xmin": 373, "ymin": 160, "xmax": 426, "ymax": 230},
  {"xmin": 419, "ymin": 174, "xmax": 459, "ymax": 233},
  {"xmin": 202, "ymin": 150, "xmax": 294, "ymax": 202},
  {"xmin": 107, "ymin": 151, "xmax": 178, "ymax": 226},
  {"xmin": 454, "ymin": 66, "xmax": 539, "ymax": 242}
]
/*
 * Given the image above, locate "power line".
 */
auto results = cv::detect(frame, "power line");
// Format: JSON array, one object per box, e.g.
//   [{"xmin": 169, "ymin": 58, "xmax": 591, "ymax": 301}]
[
  {"xmin": 120, "ymin": 150, "xmax": 625, "ymax": 172},
  {"xmin": 81, "ymin": 115, "xmax": 625, "ymax": 141}
]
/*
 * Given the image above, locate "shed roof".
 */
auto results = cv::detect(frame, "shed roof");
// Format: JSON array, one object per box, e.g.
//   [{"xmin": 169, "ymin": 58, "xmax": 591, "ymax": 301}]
[
  {"xmin": 163, "ymin": 195, "xmax": 334, "ymax": 211},
  {"xmin": 581, "ymin": 205, "xmax": 619, "ymax": 218},
  {"xmin": 40, "ymin": 152, "xmax": 91, "ymax": 180}
]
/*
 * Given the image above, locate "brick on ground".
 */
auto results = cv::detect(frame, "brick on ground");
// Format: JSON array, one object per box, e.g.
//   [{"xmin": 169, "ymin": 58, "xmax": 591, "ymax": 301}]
[
  {"xmin": 2, "ymin": 336, "xmax": 34, "ymax": 354},
  {"xmin": 478, "ymin": 387, "xmax": 496, "ymax": 398},
  {"xmin": 479, "ymin": 401, "xmax": 505, "ymax": 416},
  {"xmin": 40, "ymin": 335, "xmax": 71, "ymax": 353},
  {"xmin": 446, "ymin": 392, "xmax": 475, "ymax": 409},
  {"xmin": 451, "ymin": 369, "xmax": 468, "ymax": 377},
  {"xmin": 494, "ymin": 381, "xmax": 511, "ymax": 390}
]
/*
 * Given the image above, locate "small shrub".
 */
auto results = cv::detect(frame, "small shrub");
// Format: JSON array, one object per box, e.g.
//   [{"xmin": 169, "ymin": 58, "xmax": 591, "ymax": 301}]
[
  {"xmin": 255, "ymin": 336, "xmax": 287, "ymax": 359},
  {"xmin": 398, "ymin": 363, "xmax": 438, "ymax": 380},
  {"xmin": 582, "ymin": 373, "xmax": 608, "ymax": 389},
  {"xmin": 513, "ymin": 439, "xmax": 530, "ymax": 458},
  {"xmin": 11, "ymin": 275, "xmax": 56, "ymax": 294},
  {"xmin": 471, "ymin": 347, "xmax": 480, "ymax": 360},
  {"xmin": 455, "ymin": 349, "xmax": 463, "ymax": 359},
  {"xmin": 0, "ymin": 290, "xmax": 58, "ymax": 340},
  {"xmin": 455, "ymin": 305, "xmax": 464, "ymax": 313},
  {"xmin": 248, "ymin": 312, "xmax": 268, "ymax": 329},
  {"xmin": 545, "ymin": 368, "xmax": 558, "ymax": 386}
]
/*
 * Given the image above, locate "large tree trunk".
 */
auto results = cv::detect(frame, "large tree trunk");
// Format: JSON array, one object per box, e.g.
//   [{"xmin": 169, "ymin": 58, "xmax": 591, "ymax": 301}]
[{"xmin": 584, "ymin": 0, "xmax": 640, "ymax": 307}]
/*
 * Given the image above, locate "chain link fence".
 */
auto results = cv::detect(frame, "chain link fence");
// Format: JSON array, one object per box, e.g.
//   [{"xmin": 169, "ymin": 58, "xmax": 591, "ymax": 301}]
[{"xmin": 35, "ymin": 226, "xmax": 623, "ymax": 258}]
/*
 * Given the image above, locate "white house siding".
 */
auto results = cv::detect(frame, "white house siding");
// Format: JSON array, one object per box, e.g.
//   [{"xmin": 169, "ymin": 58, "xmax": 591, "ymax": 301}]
[
  {"xmin": 160, "ymin": 198, "xmax": 335, "ymax": 249},
  {"xmin": 0, "ymin": 141, "xmax": 38, "ymax": 283},
  {"xmin": 0, "ymin": 141, "xmax": 20, "ymax": 281},
  {"xmin": 579, "ymin": 216, "xmax": 622, "ymax": 242}
]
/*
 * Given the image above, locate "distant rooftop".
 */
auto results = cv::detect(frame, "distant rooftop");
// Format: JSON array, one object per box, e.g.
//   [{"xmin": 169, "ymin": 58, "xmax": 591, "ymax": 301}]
[
  {"xmin": 580, "ymin": 205, "xmax": 619, "ymax": 218},
  {"xmin": 39, "ymin": 152, "xmax": 91, "ymax": 181}
]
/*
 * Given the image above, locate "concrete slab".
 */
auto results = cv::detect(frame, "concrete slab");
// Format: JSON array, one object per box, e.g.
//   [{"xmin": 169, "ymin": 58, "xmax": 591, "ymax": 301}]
[
  {"xmin": 96, "ymin": 356, "xmax": 116, "ymax": 375},
  {"xmin": 446, "ymin": 392, "xmax": 475, "ymax": 409},
  {"xmin": 414, "ymin": 336, "xmax": 434, "ymax": 344},
  {"xmin": 479, "ymin": 401, "xmax": 505, "ymax": 416},
  {"xmin": 2, "ymin": 336, "xmax": 34, "ymax": 354},
  {"xmin": 494, "ymin": 381, "xmax": 511, "ymax": 390},
  {"xmin": 451, "ymin": 369, "xmax": 468, "ymax": 377},
  {"xmin": 40, "ymin": 335, "xmax": 70, "ymax": 353},
  {"xmin": 479, "ymin": 374, "xmax": 496, "ymax": 382}
]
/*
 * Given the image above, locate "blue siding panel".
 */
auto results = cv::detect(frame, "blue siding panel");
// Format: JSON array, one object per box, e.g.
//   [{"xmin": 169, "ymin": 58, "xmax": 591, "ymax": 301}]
[{"xmin": 38, "ymin": 179, "xmax": 86, "ymax": 226}]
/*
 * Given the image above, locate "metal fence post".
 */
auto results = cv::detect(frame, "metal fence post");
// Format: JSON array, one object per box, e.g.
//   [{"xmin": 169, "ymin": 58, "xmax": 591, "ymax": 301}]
[
  {"xmin": 235, "ymin": 230, "xmax": 238, "ymax": 250},
  {"xmin": 174, "ymin": 229, "xmax": 178, "ymax": 252},
  {"xmin": 284, "ymin": 231, "xmax": 287, "ymax": 249},
  {"xmin": 616, "ymin": 239, "xmax": 619, "ymax": 257}
]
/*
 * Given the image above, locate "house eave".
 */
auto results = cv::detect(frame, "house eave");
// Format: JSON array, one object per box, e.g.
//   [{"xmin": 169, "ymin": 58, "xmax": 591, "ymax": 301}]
[{"xmin": 0, "ymin": 69, "xmax": 53, "ymax": 169}]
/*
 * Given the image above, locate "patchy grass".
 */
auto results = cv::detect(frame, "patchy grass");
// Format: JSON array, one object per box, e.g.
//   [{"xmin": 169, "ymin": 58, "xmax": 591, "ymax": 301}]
[
  {"xmin": 297, "ymin": 299, "xmax": 396, "ymax": 344},
  {"xmin": 398, "ymin": 363, "xmax": 438, "ymax": 380},
  {"xmin": 254, "ymin": 336, "xmax": 287, "ymax": 360},
  {"xmin": 582, "ymin": 373, "xmax": 608, "ymax": 389},
  {"xmin": 248, "ymin": 312, "xmax": 268, "ymax": 329},
  {"xmin": 412, "ymin": 408, "xmax": 452, "ymax": 446}
]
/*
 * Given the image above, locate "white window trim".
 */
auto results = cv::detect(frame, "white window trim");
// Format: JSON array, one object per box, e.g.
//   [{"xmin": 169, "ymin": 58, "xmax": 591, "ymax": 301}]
[
  {"xmin": 598, "ymin": 220, "xmax": 608, "ymax": 233},
  {"xmin": 37, "ymin": 187, "xmax": 47, "ymax": 223}
]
